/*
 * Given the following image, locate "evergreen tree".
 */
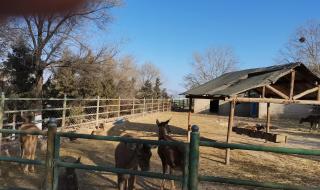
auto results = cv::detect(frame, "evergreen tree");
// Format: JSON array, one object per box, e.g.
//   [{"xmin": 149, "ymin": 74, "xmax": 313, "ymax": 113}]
[
  {"xmin": 2, "ymin": 38, "xmax": 36, "ymax": 97},
  {"xmin": 153, "ymin": 77, "xmax": 162, "ymax": 98},
  {"xmin": 138, "ymin": 80, "xmax": 153, "ymax": 98}
]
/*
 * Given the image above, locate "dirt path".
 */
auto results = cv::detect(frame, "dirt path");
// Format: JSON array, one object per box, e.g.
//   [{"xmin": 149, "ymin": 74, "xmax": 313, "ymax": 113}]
[{"xmin": 0, "ymin": 112, "xmax": 319, "ymax": 189}]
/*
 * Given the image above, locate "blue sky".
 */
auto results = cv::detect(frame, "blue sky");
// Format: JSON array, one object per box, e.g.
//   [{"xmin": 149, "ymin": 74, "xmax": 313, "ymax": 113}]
[{"xmin": 89, "ymin": 0, "xmax": 320, "ymax": 95}]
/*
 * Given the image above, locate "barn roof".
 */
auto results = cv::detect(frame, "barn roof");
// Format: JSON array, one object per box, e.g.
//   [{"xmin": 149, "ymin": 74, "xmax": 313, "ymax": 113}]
[{"xmin": 182, "ymin": 63, "xmax": 320, "ymax": 100}]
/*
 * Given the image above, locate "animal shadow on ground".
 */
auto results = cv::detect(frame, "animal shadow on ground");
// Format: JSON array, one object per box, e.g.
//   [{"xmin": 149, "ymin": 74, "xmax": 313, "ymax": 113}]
[{"xmin": 107, "ymin": 121, "xmax": 216, "ymax": 142}]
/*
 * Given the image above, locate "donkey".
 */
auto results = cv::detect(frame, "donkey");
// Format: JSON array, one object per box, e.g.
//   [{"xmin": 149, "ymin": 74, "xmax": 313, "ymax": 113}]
[
  {"xmin": 299, "ymin": 115, "xmax": 320, "ymax": 130},
  {"xmin": 156, "ymin": 119, "xmax": 184, "ymax": 190},
  {"xmin": 115, "ymin": 134, "xmax": 155, "ymax": 190},
  {"xmin": 58, "ymin": 157, "xmax": 81, "ymax": 190},
  {"xmin": 19, "ymin": 114, "xmax": 40, "ymax": 173},
  {"xmin": 91, "ymin": 123, "xmax": 106, "ymax": 135}
]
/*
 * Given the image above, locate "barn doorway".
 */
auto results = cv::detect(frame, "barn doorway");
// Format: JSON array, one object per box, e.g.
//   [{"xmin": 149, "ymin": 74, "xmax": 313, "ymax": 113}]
[{"xmin": 210, "ymin": 100, "xmax": 219, "ymax": 113}]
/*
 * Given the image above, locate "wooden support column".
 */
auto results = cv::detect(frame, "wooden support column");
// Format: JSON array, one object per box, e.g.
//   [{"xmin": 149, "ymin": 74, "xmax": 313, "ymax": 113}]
[
  {"xmin": 318, "ymin": 85, "xmax": 320, "ymax": 101},
  {"xmin": 262, "ymin": 86, "xmax": 266, "ymax": 98},
  {"xmin": 289, "ymin": 70, "xmax": 295, "ymax": 99},
  {"xmin": 225, "ymin": 99, "xmax": 236, "ymax": 165},
  {"xmin": 266, "ymin": 102, "xmax": 271, "ymax": 133},
  {"xmin": 187, "ymin": 97, "xmax": 193, "ymax": 142}
]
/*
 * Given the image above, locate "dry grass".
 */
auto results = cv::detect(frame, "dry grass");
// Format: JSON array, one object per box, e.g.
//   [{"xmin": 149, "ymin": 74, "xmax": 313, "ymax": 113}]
[{"xmin": 0, "ymin": 111, "xmax": 319, "ymax": 189}]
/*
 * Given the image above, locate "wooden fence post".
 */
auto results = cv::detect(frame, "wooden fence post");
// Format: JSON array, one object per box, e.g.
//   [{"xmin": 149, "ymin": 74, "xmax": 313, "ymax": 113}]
[
  {"xmin": 118, "ymin": 96, "xmax": 121, "ymax": 117},
  {"xmin": 162, "ymin": 99, "xmax": 165, "ymax": 112},
  {"xmin": 151, "ymin": 97, "xmax": 154, "ymax": 113},
  {"xmin": 96, "ymin": 96, "xmax": 100, "ymax": 126},
  {"xmin": 45, "ymin": 118, "xmax": 57, "ymax": 190},
  {"xmin": 132, "ymin": 98, "xmax": 135, "ymax": 115},
  {"xmin": 143, "ymin": 98, "xmax": 146, "ymax": 116},
  {"xmin": 11, "ymin": 113, "xmax": 16, "ymax": 140},
  {"xmin": 225, "ymin": 99, "xmax": 236, "ymax": 165},
  {"xmin": 157, "ymin": 98, "xmax": 160, "ymax": 112},
  {"xmin": 0, "ymin": 92, "xmax": 4, "ymax": 157},
  {"xmin": 61, "ymin": 94, "xmax": 67, "ymax": 128}
]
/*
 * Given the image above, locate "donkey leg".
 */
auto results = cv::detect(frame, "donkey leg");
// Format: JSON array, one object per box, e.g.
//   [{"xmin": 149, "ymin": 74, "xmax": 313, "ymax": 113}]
[
  {"xmin": 128, "ymin": 175, "xmax": 136, "ymax": 190},
  {"xmin": 169, "ymin": 168, "xmax": 176, "ymax": 190},
  {"xmin": 21, "ymin": 148, "xmax": 29, "ymax": 173},
  {"xmin": 118, "ymin": 174, "xmax": 125, "ymax": 190},
  {"xmin": 160, "ymin": 163, "xmax": 168, "ymax": 190},
  {"xmin": 30, "ymin": 139, "xmax": 37, "ymax": 173}
]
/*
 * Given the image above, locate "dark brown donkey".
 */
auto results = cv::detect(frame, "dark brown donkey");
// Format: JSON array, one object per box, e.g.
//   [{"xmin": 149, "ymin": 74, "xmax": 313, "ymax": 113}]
[
  {"xmin": 115, "ymin": 134, "xmax": 156, "ymax": 190},
  {"xmin": 58, "ymin": 157, "xmax": 81, "ymax": 190},
  {"xmin": 156, "ymin": 119, "xmax": 184, "ymax": 190},
  {"xmin": 19, "ymin": 114, "xmax": 40, "ymax": 173},
  {"xmin": 300, "ymin": 115, "xmax": 320, "ymax": 130}
]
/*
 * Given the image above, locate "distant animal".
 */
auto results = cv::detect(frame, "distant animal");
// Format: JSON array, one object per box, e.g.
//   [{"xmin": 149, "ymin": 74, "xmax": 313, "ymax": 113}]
[
  {"xmin": 156, "ymin": 119, "xmax": 184, "ymax": 190},
  {"xmin": 244, "ymin": 124, "xmax": 265, "ymax": 131},
  {"xmin": 57, "ymin": 157, "xmax": 81, "ymax": 190},
  {"xmin": 91, "ymin": 123, "xmax": 106, "ymax": 135},
  {"xmin": 300, "ymin": 115, "xmax": 320, "ymax": 130},
  {"xmin": 19, "ymin": 114, "xmax": 40, "ymax": 173},
  {"xmin": 114, "ymin": 134, "xmax": 156, "ymax": 190},
  {"xmin": 255, "ymin": 124, "xmax": 265, "ymax": 131},
  {"xmin": 67, "ymin": 131, "xmax": 78, "ymax": 141}
]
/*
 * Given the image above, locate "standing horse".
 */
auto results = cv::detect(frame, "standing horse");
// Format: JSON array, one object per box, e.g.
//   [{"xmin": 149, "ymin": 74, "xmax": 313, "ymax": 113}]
[{"xmin": 156, "ymin": 119, "xmax": 184, "ymax": 190}]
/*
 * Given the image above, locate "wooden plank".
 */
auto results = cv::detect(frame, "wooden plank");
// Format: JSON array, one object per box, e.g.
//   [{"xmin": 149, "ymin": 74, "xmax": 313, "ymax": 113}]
[
  {"xmin": 232, "ymin": 127, "xmax": 287, "ymax": 143},
  {"xmin": 293, "ymin": 86, "xmax": 318, "ymax": 100},
  {"xmin": 289, "ymin": 70, "xmax": 295, "ymax": 99},
  {"xmin": 225, "ymin": 100, "xmax": 236, "ymax": 165},
  {"xmin": 317, "ymin": 85, "xmax": 320, "ymax": 101},
  {"xmin": 266, "ymin": 103, "xmax": 270, "ymax": 133},
  {"xmin": 226, "ymin": 97, "xmax": 320, "ymax": 105},
  {"xmin": 187, "ymin": 97, "xmax": 192, "ymax": 142},
  {"xmin": 266, "ymin": 85, "xmax": 289, "ymax": 99},
  {"xmin": 262, "ymin": 86, "xmax": 266, "ymax": 98}
]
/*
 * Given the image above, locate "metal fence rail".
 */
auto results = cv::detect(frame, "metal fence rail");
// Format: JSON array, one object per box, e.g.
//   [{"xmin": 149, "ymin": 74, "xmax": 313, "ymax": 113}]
[
  {"xmin": 0, "ymin": 117, "xmax": 319, "ymax": 189},
  {"xmin": 193, "ymin": 126, "xmax": 320, "ymax": 190}
]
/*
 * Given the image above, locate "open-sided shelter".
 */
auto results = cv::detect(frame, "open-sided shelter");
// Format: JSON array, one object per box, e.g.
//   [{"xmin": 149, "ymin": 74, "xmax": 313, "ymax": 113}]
[{"xmin": 182, "ymin": 62, "xmax": 320, "ymax": 164}]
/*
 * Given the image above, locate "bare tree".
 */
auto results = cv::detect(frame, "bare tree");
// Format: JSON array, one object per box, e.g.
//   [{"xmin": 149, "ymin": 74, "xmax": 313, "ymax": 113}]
[
  {"xmin": 278, "ymin": 20, "xmax": 320, "ymax": 75},
  {"xmin": 138, "ymin": 62, "xmax": 161, "ymax": 86},
  {"xmin": 183, "ymin": 46, "xmax": 238, "ymax": 89},
  {"xmin": 2, "ymin": 0, "xmax": 121, "ymax": 98}
]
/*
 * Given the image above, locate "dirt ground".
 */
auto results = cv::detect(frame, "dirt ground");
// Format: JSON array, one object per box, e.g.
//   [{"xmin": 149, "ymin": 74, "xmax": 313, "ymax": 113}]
[{"xmin": 0, "ymin": 111, "xmax": 319, "ymax": 189}]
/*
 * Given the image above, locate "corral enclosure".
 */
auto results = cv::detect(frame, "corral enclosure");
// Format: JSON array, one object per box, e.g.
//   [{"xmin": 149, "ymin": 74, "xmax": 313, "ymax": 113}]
[{"xmin": 1, "ymin": 110, "xmax": 319, "ymax": 189}]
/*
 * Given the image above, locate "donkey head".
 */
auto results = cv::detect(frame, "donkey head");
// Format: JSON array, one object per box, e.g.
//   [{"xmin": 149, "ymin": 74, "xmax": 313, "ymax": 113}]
[
  {"xmin": 137, "ymin": 144, "xmax": 157, "ymax": 171},
  {"xmin": 125, "ymin": 142, "xmax": 156, "ymax": 171},
  {"xmin": 156, "ymin": 118, "xmax": 172, "ymax": 136},
  {"xmin": 64, "ymin": 157, "xmax": 80, "ymax": 190},
  {"xmin": 299, "ymin": 117, "xmax": 306, "ymax": 124}
]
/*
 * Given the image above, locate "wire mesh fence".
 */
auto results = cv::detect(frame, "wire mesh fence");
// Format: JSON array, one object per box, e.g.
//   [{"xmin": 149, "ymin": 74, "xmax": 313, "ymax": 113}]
[{"xmin": 0, "ymin": 96, "xmax": 171, "ymax": 139}]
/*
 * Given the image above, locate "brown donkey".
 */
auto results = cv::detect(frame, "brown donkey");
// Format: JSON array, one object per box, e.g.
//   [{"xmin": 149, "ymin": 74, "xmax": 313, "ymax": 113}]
[
  {"xmin": 19, "ymin": 114, "xmax": 40, "ymax": 173},
  {"xmin": 156, "ymin": 119, "xmax": 184, "ymax": 190},
  {"xmin": 115, "ymin": 134, "xmax": 156, "ymax": 190},
  {"xmin": 58, "ymin": 157, "xmax": 81, "ymax": 190}
]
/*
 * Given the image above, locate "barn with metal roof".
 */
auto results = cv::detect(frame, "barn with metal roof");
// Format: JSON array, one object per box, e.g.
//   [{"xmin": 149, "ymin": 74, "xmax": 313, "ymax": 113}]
[{"xmin": 182, "ymin": 62, "xmax": 320, "ymax": 164}]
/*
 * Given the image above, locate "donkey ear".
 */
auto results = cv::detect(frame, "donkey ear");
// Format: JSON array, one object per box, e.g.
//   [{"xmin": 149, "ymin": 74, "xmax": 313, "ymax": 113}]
[
  {"xmin": 164, "ymin": 118, "xmax": 171, "ymax": 124},
  {"xmin": 156, "ymin": 119, "xmax": 160, "ymax": 126}
]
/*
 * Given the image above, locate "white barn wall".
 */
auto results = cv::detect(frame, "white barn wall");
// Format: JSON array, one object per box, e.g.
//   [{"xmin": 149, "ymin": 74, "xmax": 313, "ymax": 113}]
[
  {"xmin": 258, "ymin": 103, "xmax": 313, "ymax": 119},
  {"xmin": 193, "ymin": 99, "xmax": 210, "ymax": 113}
]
